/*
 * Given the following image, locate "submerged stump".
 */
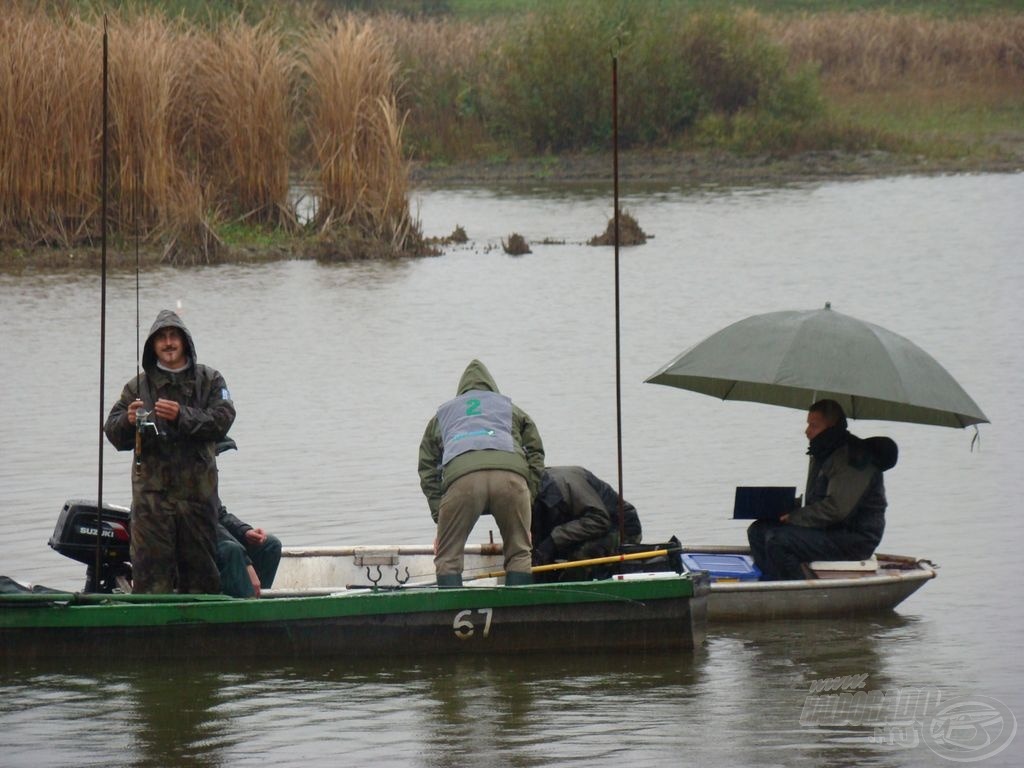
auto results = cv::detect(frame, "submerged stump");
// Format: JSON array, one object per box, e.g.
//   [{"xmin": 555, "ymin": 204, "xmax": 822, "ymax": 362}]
[
  {"xmin": 503, "ymin": 233, "xmax": 531, "ymax": 255},
  {"xmin": 588, "ymin": 211, "xmax": 648, "ymax": 246}
]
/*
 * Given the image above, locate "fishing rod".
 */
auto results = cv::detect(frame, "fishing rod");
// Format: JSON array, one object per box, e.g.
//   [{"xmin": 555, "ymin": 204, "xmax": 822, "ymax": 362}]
[
  {"xmin": 136, "ymin": 156, "xmax": 141, "ymax": 388},
  {"xmin": 612, "ymin": 55, "xmax": 626, "ymax": 548},
  {"xmin": 133, "ymin": 156, "xmax": 157, "ymax": 465},
  {"xmin": 466, "ymin": 546, "xmax": 684, "ymax": 584},
  {"xmin": 93, "ymin": 16, "xmax": 109, "ymax": 594}
]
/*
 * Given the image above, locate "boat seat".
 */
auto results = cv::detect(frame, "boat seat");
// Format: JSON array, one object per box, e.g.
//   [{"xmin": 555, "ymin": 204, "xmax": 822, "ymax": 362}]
[{"xmin": 807, "ymin": 555, "xmax": 879, "ymax": 579}]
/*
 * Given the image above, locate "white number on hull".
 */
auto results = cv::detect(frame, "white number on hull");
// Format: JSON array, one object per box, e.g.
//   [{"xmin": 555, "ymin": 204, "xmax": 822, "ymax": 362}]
[{"xmin": 453, "ymin": 608, "xmax": 493, "ymax": 639}]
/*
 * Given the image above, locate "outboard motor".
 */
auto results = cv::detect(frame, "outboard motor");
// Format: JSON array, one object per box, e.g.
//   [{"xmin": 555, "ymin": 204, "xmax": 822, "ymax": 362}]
[
  {"xmin": 48, "ymin": 439, "xmax": 236, "ymax": 592},
  {"xmin": 48, "ymin": 499, "xmax": 132, "ymax": 593}
]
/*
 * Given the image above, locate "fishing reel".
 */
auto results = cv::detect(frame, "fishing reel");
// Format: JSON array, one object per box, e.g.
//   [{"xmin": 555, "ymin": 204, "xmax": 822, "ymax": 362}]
[
  {"xmin": 134, "ymin": 407, "xmax": 160, "ymax": 466},
  {"xmin": 135, "ymin": 407, "xmax": 160, "ymax": 436}
]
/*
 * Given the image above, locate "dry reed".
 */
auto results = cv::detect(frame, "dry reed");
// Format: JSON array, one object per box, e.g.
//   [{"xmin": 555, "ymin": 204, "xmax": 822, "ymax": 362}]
[
  {"xmin": 767, "ymin": 11, "xmax": 1024, "ymax": 88},
  {"xmin": 2, "ymin": 8, "xmax": 418, "ymax": 256},
  {"xmin": 299, "ymin": 16, "xmax": 414, "ymax": 250},
  {"xmin": 1, "ymin": 10, "xmax": 101, "ymax": 244},
  {"xmin": 186, "ymin": 19, "xmax": 296, "ymax": 228}
]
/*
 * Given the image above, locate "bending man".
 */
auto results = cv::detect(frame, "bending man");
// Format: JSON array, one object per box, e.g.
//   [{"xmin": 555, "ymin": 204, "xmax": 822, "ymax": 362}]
[
  {"xmin": 418, "ymin": 359, "xmax": 544, "ymax": 587},
  {"xmin": 531, "ymin": 465, "xmax": 642, "ymax": 574}
]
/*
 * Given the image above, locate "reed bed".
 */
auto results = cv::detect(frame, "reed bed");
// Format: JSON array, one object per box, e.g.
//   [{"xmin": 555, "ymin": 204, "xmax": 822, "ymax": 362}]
[
  {"xmin": 1, "ymin": 8, "xmax": 416, "ymax": 258},
  {"xmin": 768, "ymin": 11, "xmax": 1024, "ymax": 87},
  {"xmin": 186, "ymin": 19, "xmax": 296, "ymax": 228},
  {"xmin": 1, "ymin": 10, "xmax": 101, "ymax": 244},
  {"xmin": 299, "ymin": 17, "xmax": 414, "ymax": 251}
]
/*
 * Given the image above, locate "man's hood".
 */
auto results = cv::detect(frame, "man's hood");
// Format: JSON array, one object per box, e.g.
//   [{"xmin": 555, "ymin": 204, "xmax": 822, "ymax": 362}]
[
  {"xmin": 142, "ymin": 309, "xmax": 197, "ymax": 370},
  {"xmin": 456, "ymin": 359, "xmax": 500, "ymax": 395}
]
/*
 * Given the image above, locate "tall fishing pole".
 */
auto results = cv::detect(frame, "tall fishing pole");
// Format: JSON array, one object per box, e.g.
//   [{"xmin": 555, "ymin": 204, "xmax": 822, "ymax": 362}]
[
  {"xmin": 612, "ymin": 55, "xmax": 626, "ymax": 549},
  {"xmin": 136, "ymin": 157, "xmax": 141, "ymax": 385},
  {"xmin": 93, "ymin": 16, "xmax": 109, "ymax": 593}
]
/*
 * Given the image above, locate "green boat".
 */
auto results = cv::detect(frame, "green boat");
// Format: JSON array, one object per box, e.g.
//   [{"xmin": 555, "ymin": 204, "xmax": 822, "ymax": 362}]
[{"xmin": 0, "ymin": 573, "xmax": 708, "ymax": 663}]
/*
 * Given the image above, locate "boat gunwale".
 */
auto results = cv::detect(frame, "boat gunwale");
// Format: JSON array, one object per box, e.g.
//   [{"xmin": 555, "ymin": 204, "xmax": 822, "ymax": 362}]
[{"xmin": 709, "ymin": 563, "xmax": 936, "ymax": 593}]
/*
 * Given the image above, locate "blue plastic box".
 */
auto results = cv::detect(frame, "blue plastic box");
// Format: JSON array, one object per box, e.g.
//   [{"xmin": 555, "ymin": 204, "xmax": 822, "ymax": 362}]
[{"xmin": 681, "ymin": 553, "xmax": 762, "ymax": 582}]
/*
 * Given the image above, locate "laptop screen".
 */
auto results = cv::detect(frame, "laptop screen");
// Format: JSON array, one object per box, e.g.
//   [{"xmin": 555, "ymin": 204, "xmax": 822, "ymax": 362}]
[{"xmin": 733, "ymin": 486, "xmax": 797, "ymax": 519}]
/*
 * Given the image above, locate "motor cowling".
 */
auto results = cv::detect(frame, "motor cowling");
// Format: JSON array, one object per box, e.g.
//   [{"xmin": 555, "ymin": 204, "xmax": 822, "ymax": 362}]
[{"xmin": 49, "ymin": 499, "xmax": 132, "ymax": 592}]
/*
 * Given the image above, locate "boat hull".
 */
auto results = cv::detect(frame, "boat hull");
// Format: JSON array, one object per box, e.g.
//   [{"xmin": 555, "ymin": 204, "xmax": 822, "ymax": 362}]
[
  {"xmin": 706, "ymin": 567, "xmax": 934, "ymax": 621},
  {"xmin": 270, "ymin": 544, "xmax": 936, "ymax": 623},
  {"xmin": 679, "ymin": 547, "xmax": 936, "ymax": 622},
  {"xmin": 0, "ymin": 575, "xmax": 708, "ymax": 663}
]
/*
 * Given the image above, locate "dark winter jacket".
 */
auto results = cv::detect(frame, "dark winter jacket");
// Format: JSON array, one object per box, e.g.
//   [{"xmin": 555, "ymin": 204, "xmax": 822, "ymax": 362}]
[
  {"xmin": 104, "ymin": 310, "xmax": 235, "ymax": 504},
  {"xmin": 418, "ymin": 359, "xmax": 544, "ymax": 522},
  {"xmin": 532, "ymin": 466, "xmax": 642, "ymax": 551},
  {"xmin": 787, "ymin": 429, "xmax": 895, "ymax": 548}
]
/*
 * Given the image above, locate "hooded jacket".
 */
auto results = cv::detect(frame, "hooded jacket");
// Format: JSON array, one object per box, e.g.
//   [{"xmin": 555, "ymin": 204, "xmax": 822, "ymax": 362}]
[
  {"xmin": 532, "ymin": 466, "xmax": 642, "ymax": 550},
  {"xmin": 787, "ymin": 429, "xmax": 893, "ymax": 547},
  {"xmin": 104, "ymin": 310, "xmax": 235, "ymax": 500},
  {"xmin": 418, "ymin": 360, "xmax": 544, "ymax": 522}
]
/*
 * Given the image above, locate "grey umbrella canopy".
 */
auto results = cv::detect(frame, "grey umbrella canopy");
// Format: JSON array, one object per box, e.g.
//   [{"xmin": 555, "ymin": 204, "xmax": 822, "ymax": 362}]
[{"xmin": 645, "ymin": 304, "xmax": 989, "ymax": 428}]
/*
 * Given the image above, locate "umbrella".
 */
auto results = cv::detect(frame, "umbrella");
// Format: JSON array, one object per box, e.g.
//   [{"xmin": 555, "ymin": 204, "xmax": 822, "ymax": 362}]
[{"xmin": 644, "ymin": 303, "xmax": 988, "ymax": 428}]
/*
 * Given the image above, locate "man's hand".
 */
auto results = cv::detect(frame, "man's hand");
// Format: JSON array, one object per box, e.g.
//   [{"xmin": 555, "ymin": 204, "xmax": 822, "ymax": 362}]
[
  {"xmin": 127, "ymin": 399, "xmax": 144, "ymax": 426},
  {"xmin": 247, "ymin": 565, "xmax": 261, "ymax": 598},
  {"xmin": 244, "ymin": 528, "xmax": 268, "ymax": 546},
  {"xmin": 152, "ymin": 398, "xmax": 180, "ymax": 422}
]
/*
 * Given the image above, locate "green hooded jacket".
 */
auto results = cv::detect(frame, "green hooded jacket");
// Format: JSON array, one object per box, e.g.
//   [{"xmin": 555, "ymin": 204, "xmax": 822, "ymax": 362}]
[
  {"xmin": 418, "ymin": 359, "xmax": 544, "ymax": 522},
  {"xmin": 104, "ymin": 309, "xmax": 236, "ymax": 502}
]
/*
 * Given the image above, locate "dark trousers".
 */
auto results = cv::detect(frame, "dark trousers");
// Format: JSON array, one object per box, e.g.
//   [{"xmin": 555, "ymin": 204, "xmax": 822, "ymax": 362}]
[
  {"xmin": 747, "ymin": 520, "xmax": 871, "ymax": 580},
  {"xmin": 217, "ymin": 534, "xmax": 282, "ymax": 598},
  {"xmin": 131, "ymin": 495, "xmax": 219, "ymax": 594}
]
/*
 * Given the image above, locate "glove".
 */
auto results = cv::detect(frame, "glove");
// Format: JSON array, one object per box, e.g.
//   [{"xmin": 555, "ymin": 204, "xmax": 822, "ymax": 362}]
[{"xmin": 532, "ymin": 538, "xmax": 557, "ymax": 566}]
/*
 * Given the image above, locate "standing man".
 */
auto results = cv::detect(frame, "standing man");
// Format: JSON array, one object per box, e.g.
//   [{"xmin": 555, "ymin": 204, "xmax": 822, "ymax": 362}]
[
  {"xmin": 104, "ymin": 309, "xmax": 235, "ymax": 593},
  {"xmin": 418, "ymin": 359, "xmax": 544, "ymax": 587},
  {"xmin": 747, "ymin": 399, "xmax": 895, "ymax": 580},
  {"xmin": 531, "ymin": 465, "xmax": 643, "ymax": 569}
]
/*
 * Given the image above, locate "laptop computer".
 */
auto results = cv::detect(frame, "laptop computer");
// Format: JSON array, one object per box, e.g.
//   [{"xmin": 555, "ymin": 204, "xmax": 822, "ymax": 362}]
[{"xmin": 733, "ymin": 486, "xmax": 797, "ymax": 520}]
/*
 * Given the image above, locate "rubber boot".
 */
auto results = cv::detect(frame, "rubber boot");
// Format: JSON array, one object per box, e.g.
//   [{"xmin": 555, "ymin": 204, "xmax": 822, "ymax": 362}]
[
  {"xmin": 504, "ymin": 571, "xmax": 533, "ymax": 586},
  {"xmin": 436, "ymin": 573, "xmax": 463, "ymax": 588}
]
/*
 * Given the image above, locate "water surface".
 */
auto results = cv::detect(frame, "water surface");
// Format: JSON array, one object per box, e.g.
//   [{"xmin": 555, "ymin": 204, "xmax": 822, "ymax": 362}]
[{"xmin": 2, "ymin": 172, "xmax": 1022, "ymax": 767}]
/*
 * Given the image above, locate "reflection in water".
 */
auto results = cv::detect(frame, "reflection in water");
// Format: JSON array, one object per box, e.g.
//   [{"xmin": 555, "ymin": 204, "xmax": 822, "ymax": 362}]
[
  {"xmin": 0, "ymin": 661, "xmax": 235, "ymax": 768},
  {"xmin": 126, "ymin": 665, "xmax": 233, "ymax": 768}
]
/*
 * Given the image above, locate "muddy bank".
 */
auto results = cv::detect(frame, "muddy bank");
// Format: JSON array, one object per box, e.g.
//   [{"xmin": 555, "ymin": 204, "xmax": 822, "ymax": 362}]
[{"xmin": 410, "ymin": 146, "xmax": 1024, "ymax": 188}]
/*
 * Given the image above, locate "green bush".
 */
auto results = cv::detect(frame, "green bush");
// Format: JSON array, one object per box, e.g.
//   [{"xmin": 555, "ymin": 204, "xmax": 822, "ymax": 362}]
[
  {"xmin": 475, "ymin": 5, "xmax": 824, "ymax": 154},
  {"xmin": 482, "ymin": 1, "xmax": 631, "ymax": 152}
]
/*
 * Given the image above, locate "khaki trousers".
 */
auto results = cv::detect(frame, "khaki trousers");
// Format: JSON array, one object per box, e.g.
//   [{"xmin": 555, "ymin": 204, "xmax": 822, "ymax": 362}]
[{"xmin": 435, "ymin": 469, "xmax": 532, "ymax": 578}]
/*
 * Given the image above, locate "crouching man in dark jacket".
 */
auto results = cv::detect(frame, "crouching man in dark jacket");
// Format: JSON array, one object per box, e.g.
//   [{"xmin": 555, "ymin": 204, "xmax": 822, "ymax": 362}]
[
  {"xmin": 531, "ymin": 466, "xmax": 643, "ymax": 579},
  {"xmin": 748, "ymin": 399, "xmax": 897, "ymax": 580}
]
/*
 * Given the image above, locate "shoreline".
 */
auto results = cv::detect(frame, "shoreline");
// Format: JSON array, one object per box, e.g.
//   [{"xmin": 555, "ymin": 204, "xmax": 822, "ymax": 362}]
[
  {"xmin": 5, "ymin": 147, "xmax": 1022, "ymax": 271},
  {"xmin": 409, "ymin": 146, "xmax": 1024, "ymax": 188}
]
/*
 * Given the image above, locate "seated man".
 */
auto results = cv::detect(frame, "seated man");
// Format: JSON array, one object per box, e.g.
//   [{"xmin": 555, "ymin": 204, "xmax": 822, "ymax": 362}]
[
  {"xmin": 747, "ymin": 399, "xmax": 897, "ymax": 580},
  {"xmin": 531, "ymin": 466, "xmax": 642, "ymax": 577},
  {"xmin": 217, "ymin": 504, "xmax": 282, "ymax": 598}
]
